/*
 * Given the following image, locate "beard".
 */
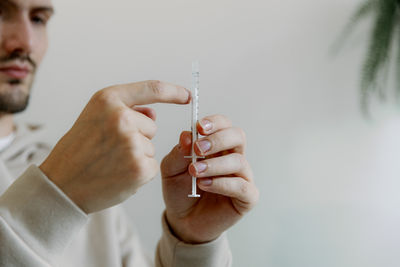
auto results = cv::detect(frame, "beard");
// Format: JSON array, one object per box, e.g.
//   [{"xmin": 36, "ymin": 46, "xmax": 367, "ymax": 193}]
[
  {"xmin": 0, "ymin": 78, "xmax": 32, "ymax": 114},
  {"xmin": 0, "ymin": 51, "xmax": 37, "ymax": 114}
]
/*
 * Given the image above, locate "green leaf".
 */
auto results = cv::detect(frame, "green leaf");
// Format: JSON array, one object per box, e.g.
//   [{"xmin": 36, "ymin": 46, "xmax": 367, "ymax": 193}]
[
  {"xmin": 361, "ymin": 0, "xmax": 397, "ymax": 112},
  {"xmin": 332, "ymin": 0, "xmax": 376, "ymax": 54}
]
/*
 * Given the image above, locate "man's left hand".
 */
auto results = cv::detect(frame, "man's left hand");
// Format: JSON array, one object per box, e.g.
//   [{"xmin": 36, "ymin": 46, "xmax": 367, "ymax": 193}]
[{"xmin": 161, "ymin": 114, "xmax": 259, "ymax": 244}]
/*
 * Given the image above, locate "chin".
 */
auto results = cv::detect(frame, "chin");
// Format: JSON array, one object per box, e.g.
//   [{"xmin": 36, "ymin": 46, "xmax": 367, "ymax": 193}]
[{"xmin": 0, "ymin": 80, "xmax": 32, "ymax": 114}]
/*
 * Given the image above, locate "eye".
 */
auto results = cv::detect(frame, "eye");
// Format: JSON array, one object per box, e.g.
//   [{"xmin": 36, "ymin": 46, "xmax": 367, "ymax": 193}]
[
  {"xmin": 31, "ymin": 16, "xmax": 44, "ymax": 25},
  {"xmin": 31, "ymin": 14, "xmax": 49, "ymax": 26}
]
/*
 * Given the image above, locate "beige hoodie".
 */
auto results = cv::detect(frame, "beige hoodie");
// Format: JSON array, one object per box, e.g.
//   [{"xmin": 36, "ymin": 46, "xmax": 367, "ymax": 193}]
[{"xmin": 0, "ymin": 123, "xmax": 232, "ymax": 267}]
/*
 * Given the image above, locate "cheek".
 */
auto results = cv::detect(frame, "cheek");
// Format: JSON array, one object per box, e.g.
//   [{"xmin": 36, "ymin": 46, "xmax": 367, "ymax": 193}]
[{"xmin": 33, "ymin": 32, "xmax": 49, "ymax": 66}]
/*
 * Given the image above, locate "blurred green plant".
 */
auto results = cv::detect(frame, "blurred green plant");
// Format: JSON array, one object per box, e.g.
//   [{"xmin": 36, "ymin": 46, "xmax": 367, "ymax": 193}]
[{"xmin": 340, "ymin": 0, "xmax": 399, "ymax": 113}]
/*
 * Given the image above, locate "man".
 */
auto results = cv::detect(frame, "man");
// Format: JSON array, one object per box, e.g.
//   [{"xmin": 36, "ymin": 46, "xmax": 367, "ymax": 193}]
[{"xmin": 0, "ymin": 0, "xmax": 259, "ymax": 266}]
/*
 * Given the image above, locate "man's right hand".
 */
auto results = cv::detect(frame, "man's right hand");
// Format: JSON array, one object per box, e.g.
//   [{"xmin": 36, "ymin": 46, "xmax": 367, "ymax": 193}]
[{"xmin": 39, "ymin": 81, "xmax": 190, "ymax": 214}]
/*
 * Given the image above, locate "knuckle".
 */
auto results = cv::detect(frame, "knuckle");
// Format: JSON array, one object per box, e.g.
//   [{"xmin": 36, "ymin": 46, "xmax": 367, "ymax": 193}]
[
  {"xmin": 148, "ymin": 121, "xmax": 158, "ymax": 138},
  {"xmin": 248, "ymin": 186, "xmax": 260, "ymax": 208},
  {"xmin": 239, "ymin": 181, "xmax": 249, "ymax": 196},
  {"xmin": 92, "ymin": 88, "xmax": 116, "ymax": 105},
  {"xmin": 217, "ymin": 178, "xmax": 229, "ymax": 190},
  {"xmin": 132, "ymin": 110, "xmax": 157, "ymax": 138},
  {"xmin": 234, "ymin": 127, "xmax": 247, "ymax": 147},
  {"xmin": 148, "ymin": 80, "xmax": 164, "ymax": 97},
  {"xmin": 128, "ymin": 132, "xmax": 143, "ymax": 151},
  {"xmin": 120, "ymin": 133, "xmax": 142, "ymax": 160},
  {"xmin": 108, "ymin": 108, "xmax": 133, "ymax": 132},
  {"xmin": 233, "ymin": 153, "xmax": 247, "ymax": 169},
  {"xmin": 131, "ymin": 158, "xmax": 158, "ymax": 184}
]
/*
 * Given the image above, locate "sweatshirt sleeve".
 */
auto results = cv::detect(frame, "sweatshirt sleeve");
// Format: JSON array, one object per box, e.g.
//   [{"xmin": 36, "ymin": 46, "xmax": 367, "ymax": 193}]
[
  {"xmin": 155, "ymin": 212, "xmax": 232, "ymax": 267},
  {"xmin": 0, "ymin": 165, "xmax": 88, "ymax": 267},
  {"xmin": 114, "ymin": 207, "xmax": 154, "ymax": 267}
]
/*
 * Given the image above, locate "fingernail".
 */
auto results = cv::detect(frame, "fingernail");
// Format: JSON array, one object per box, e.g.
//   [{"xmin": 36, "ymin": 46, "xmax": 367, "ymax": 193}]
[
  {"xmin": 199, "ymin": 178, "xmax": 212, "ymax": 186},
  {"xmin": 197, "ymin": 140, "xmax": 211, "ymax": 154},
  {"xmin": 194, "ymin": 162, "xmax": 207, "ymax": 173},
  {"xmin": 186, "ymin": 89, "xmax": 192, "ymax": 104},
  {"xmin": 200, "ymin": 119, "xmax": 213, "ymax": 132}
]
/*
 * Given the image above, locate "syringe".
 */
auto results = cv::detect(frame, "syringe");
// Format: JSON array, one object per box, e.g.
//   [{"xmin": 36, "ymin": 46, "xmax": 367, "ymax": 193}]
[{"xmin": 184, "ymin": 61, "xmax": 204, "ymax": 197}]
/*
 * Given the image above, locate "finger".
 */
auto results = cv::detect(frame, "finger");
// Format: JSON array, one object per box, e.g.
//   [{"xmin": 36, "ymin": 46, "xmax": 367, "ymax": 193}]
[
  {"xmin": 147, "ymin": 157, "xmax": 160, "ymax": 179},
  {"xmin": 131, "ymin": 111, "xmax": 157, "ymax": 139},
  {"xmin": 140, "ymin": 135, "xmax": 155, "ymax": 157},
  {"xmin": 197, "ymin": 114, "xmax": 232, "ymax": 136},
  {"xmin": 194, "ymin": 127, "xmax": 246, "ymax": 156},
  {"xmin": 107, "ymin": 80, "xmax": 191, "ymax": 106},
  {"xmin": 197, "ymin": 177, "xmax": 259, "ymax": 211},
  {"xmin": 132, "ymin": 106, "xmax": 157, "ymax": 121},
  {"xmin": 161, "ymin": 131, "xmax": 192, "ymax": 178},
  {"xmin": 188, "ymin": 153, "xmax": 253, "ymax": 180},
  {"xmin": 136, "ymin": 157, "xmax": 160, "ymax": 187}
]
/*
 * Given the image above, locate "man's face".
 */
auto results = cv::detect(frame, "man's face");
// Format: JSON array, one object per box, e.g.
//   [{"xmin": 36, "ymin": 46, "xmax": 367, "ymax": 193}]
[{"xmin": 0, "ymin": 0, "xmax": 53, "ymax": 114}]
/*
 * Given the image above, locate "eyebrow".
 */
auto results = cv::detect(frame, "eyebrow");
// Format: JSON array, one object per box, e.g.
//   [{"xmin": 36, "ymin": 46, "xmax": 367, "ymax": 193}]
[
  {"xmin": 1, "ymin": 0, "xmax": 55, "ymax": 15},
  {"xmin": 32, "ymin": 6, "xmax": 55, "ymax": 15}
]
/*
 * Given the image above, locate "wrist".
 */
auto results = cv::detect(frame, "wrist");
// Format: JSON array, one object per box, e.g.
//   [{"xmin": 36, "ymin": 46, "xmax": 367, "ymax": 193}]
[
  {"xmin": 165, "ymin": 212, "xmax": 218, "ymax": 244},
  {"xmin": 39, "ymin": 158, "xmax": 87, "ymax": 214}
]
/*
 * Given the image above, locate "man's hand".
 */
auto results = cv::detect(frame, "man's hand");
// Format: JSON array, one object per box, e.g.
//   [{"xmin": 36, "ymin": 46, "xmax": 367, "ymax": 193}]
[
  {"xmin": 39, "ymin": 81, "xmax": 190, "ymax": 214},
  {"xmin": 161, "ymin": 115, "xmax": 259, "ymax": 244}
]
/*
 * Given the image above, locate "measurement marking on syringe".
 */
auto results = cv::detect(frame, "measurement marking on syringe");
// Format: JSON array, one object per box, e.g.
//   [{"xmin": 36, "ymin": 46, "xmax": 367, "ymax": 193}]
[{"xmin": 184, "ymin": 61, "xmax": 204, "ymax": 198}]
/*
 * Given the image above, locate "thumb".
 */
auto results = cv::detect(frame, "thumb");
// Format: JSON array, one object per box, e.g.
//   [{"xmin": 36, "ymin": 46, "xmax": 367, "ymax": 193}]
[{"xmin": 161, "ymin": 131, "xmax": 192, "ymax": 178}]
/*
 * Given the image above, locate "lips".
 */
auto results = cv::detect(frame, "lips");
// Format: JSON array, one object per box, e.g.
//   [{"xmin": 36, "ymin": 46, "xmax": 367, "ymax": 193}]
[{"xmin": 0, "ymin": 66, "xmax": 30, "ymax": 79}]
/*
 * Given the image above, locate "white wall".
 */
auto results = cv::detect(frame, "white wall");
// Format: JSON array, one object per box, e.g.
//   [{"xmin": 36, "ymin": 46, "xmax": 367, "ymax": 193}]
[{"xmin": 17, "ymin": 0, "xmax": 400, "ymax": 266}]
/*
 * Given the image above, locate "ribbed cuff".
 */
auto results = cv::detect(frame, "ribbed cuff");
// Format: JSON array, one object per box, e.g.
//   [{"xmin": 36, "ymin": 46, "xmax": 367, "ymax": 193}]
[
  {"xmin": 157, "ymin": 212, "xmax": 232, "ymax": 267},
  {"xmin": 0, "ymin": 165, "xmax": 88, "ymax": 263}
]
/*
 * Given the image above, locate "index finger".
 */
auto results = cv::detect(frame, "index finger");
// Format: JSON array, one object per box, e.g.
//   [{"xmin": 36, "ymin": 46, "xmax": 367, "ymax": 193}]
[{"xmin": 109, "ymin": 80, "xmax": 191, "ymax": 106}]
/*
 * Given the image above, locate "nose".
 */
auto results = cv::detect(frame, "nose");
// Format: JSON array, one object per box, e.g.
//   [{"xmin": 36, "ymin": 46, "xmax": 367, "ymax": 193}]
[{"xmin": 1, "ymin": 16, "xmax": 34, "ymax": 56}]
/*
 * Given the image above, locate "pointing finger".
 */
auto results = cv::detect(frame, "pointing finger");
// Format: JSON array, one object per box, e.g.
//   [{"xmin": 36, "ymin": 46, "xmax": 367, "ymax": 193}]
[{"xmin": 107, "ymin": 80, "xmax": 191, "ymax": 107}]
